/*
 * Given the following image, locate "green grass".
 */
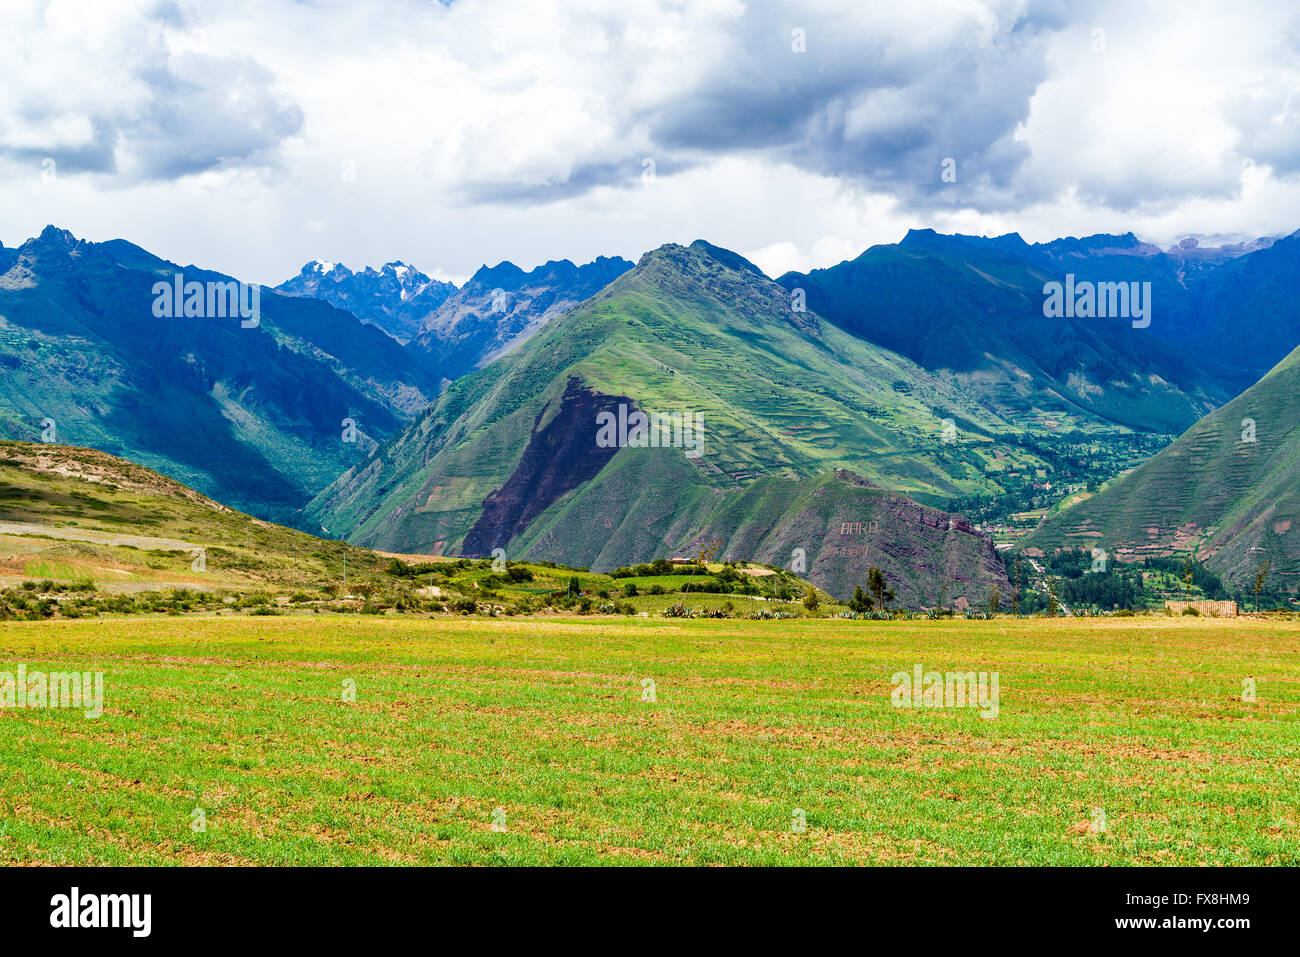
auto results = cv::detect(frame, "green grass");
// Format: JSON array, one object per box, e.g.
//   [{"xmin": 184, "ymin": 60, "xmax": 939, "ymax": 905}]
[
  {"xmin": 21, "ymin": 560, "xmax": 83, "ymax": 580},
  {"xmin": 1, "ymin": 614, "xmax": 1295, "ymax": 865},
  {"xmin": 0, "ymin": 441, "xmax": 385, "ymax": 592}
]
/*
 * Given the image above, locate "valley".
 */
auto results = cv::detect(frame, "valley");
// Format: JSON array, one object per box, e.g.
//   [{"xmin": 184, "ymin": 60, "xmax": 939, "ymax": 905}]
[{"xmin": 4, "ymin": 225, "xmax": 1298, "ymax": 606}]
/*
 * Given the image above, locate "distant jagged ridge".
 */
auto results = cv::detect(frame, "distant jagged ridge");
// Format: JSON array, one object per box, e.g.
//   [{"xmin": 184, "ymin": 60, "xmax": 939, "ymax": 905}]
[
  {"xmin": 276, "ymin": 260, "xmax": 458, "ymax": 344},
  {"xmin": 0, "ymin": 226, "xmax": 441, "ymax": 524},
  {"xmin": 406, "ymin": 255, "xmax": 634, "ymax": 383}
]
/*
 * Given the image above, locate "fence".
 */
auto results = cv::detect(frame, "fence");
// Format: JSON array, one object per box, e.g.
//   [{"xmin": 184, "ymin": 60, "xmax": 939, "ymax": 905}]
[{"xmin": 1165, "ymin": 600, "xmax": 1239, "ymax": 617}]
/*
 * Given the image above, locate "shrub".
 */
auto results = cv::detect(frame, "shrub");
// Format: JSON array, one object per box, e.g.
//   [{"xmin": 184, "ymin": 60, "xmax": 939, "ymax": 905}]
[{"xmin": 505, "ymin": 565, "xmax": 534, "ymax": 582}]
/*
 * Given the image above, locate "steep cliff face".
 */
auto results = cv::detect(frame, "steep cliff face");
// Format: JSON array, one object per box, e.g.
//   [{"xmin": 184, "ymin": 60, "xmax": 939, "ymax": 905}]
[{"xmin": 462, "ymin": 380, "xmax": 627, "ymax": 555}]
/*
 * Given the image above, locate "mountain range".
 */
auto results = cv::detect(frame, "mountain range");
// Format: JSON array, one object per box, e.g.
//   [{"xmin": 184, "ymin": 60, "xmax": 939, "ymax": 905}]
[
  {"xmin": 6, "ymin": 223, "xmax": 1298, "ymax": 600},
  {"xmin": 277, "ymin": 254, "xmax": 635, "ymax": 387},
  {"xmin": 404, "ymin": 255, "xmax": 634, "ymax": 383},
  {"xmin": 0, "ymin": 227, "xmax": 440, "ymax": 523},
  {"xmin": 305, "ymin": 239, "xmax": 1065, "ymax": 603},
  {"xmin": 776, "ymin": 229, "xmax": 1282, "ymax": 434},
  {"xmin": 276, "ymin": 260, "xmax": 457, "ymax": 343}
]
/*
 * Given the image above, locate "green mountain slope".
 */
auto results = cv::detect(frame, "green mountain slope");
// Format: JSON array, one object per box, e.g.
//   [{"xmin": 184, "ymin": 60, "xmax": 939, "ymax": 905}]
[
  {"xmin": 777, "ymin": 229, "xmax": 1242, "ymax": 433},
  {"xmin": 1022, "ymin": 345, "xmax": 1300, "ymax": 591},
  {"xmin": 308, "ymin": 241, "xmax": 1019, "ymax": 603},
  {"xmin": 0, "ymin": 227, "xmax": 441, "ymax": 524}
]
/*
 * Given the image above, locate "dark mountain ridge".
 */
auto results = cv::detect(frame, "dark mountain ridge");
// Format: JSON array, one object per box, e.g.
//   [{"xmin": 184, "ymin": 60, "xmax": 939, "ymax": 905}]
[{"xmin": 0, "ymin": 226, "xmax": 440, "ymax": 522}]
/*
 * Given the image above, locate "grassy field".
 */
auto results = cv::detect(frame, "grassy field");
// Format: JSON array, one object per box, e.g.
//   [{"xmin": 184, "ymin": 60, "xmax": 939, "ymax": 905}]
[{"xmin": 1, "ymin": 614, "xmax": 1296, "ymax": 865}]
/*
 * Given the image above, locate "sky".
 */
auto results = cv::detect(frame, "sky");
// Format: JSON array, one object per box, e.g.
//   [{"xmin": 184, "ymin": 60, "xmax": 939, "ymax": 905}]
[{"xmin": 2, "ymin": 0, "xmax": 1298, "ymax": 285}]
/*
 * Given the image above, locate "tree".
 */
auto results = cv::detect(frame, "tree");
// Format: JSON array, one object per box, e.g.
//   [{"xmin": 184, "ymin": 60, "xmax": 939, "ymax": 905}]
[
  {"xmin": 682, "ymin": 538, "xmax": 724, "ymax": 597},
  {"xmin": 1254, "ymin": 559, "xmax": 1272, "ymax": 612},
  {"xmin": 867, "ymin": 566, "xmax": 895, "ymax": 610},
  {"xmin": 848, "ymin": 585, "xmax": 873, "ymax": 614},
  {"xmin": 988, "ymin": 584, "xmax": 1001, "ymax": 615},
  {"xmin": 803, "ymin": 588, "xmax": 821, "ymax": 612},
  {"xmin": 566, "ymin": 576, "xmax": 582, "ymax": 598}
]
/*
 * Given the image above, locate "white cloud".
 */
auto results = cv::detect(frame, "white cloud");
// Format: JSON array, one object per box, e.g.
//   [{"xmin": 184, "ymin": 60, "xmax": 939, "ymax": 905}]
[
  {"xmin": 0, "ymin": 0, "xmax": 1297, "ymax": 284},
  {"xmin": 0, "ymin": 0, "xmax": 302, "ymax": 181}
]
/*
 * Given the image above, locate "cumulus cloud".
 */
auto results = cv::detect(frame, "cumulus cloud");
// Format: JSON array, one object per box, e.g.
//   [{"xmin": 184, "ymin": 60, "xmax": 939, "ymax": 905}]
[
  {"xmin": 406, "ymin": 0, "xmax": 1053, "ymax": 210},
  {"xmin": 0, "ymin": 0, "xmax": 303, "ymax": 183}
]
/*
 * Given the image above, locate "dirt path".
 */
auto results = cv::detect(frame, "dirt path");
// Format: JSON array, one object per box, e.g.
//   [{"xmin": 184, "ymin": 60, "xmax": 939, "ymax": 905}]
[{"xmin": 0, "ymin": 521, "xmax": 200, "ymax": 553}]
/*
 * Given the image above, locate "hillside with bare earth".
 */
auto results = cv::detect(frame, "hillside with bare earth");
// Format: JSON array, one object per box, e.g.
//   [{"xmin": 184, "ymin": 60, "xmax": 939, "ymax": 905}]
[
  {"xmin": 0, "ymin": 440, "xmax": 831, "ymax": 618},
  {"xmin": 0, "ymin": 440, "xmax": 372, "ymax": 594}
]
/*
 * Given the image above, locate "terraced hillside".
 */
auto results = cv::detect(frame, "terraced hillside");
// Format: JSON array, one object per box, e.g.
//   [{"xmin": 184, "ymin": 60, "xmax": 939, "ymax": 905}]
[
  {"xmin": 309, "ymin": 241, "xmax": 1021, "ymax": 604},
  {"xmin": 1023, "ymin": 344, "xmax": 1300, "ymax": 592}
]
